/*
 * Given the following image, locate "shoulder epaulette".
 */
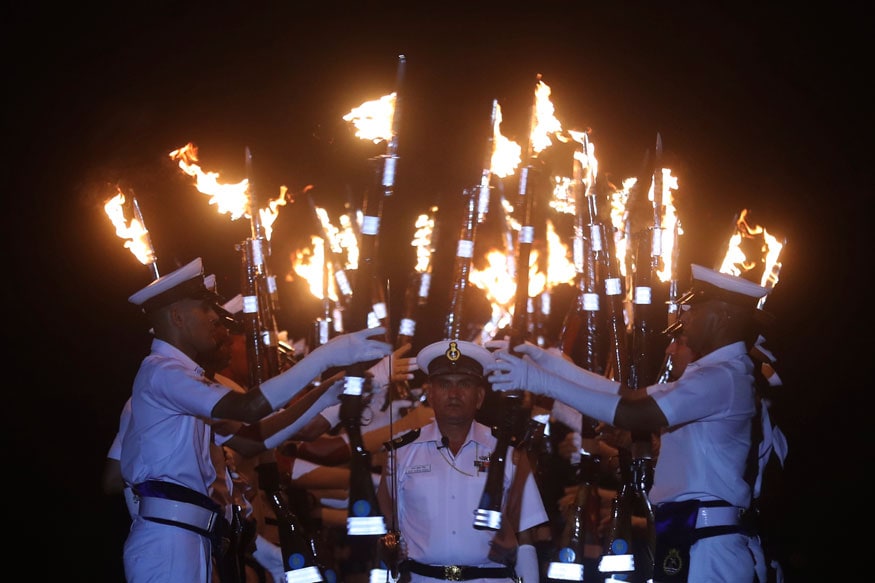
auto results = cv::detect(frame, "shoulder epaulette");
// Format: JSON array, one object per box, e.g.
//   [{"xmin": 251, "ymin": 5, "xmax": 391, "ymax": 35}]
[{"xmin": 383, "ymin": 428, "xmax": 421, "ymax": 452}]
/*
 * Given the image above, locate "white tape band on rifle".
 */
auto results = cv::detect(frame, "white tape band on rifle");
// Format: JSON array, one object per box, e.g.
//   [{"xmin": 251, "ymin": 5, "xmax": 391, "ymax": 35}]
[
  {"xmin": 317, "ymin": 320, "xmax": 330, "ymax": 345},
  {"xmin": 251, "ymin": 238, "xmax": 265, "ymax": 267},
  {"xmin": 261, "ymin": 330, "xmax": 275, "ymax": 346},
  {"xmin": 267, "ymin": 275, "xmax": 277, "ymax": 294},
  {"xmin": 418, "ymin": 272, "xmax": 431, "ymax": 299},
  {"xmin": 372, "ymin": 302, "xmax": 387, "ymax": 320},
  {"xmin": 520, "ymin": 225, "xmax": 534, "ymax": 244},
  {"xmin": 335, "ymin": 270, "xmax": 353, "ymax": 296},
  {"xmin": 399, "ymin": 318, "xmax": 416, "ymax": 336},
  {"xmin": 477, "ymin": 184, "xmax": 490, "ymax": 217},
  {"xmin": 457, "ymin": 240, "xmax": 474, "ymax": 258},
  {"xmin": 634, "ymin": 286, "xmax": 652, "ymax": 305},
  {"xmin": 362, "ymin": 215, "xmax": 380, "ymax": 236},
  {"xmin": 584, "ymin": 292, "xmax": 600, "ymax": 311},
  {"xmin": 342, "ymin": 376, "xmax": 366, "ymax": 396},
  {"xmin": 382, "ymin": 156, "xmax": 397, "ymax": 188},
  {"xmin": 540, "ymin": 291, "xmax": 551, "ymax": 315},
  {"xmin": 589, "ymin": 224, "xmax": 604, "ymax": 252},
  {"xmin": 573, "ymin": 236, "xmax": 584, "ymax": 271},
  {"xmin": 651, "ymin": 228, "xmax": 663, "ymax": 257},
  {"xmin": 243, "ymin": 295, "xmax": 258, "ymax": 313},
  {"xmin": 605, "ymin": 277, "xmax": 622, "ymax": 296}
]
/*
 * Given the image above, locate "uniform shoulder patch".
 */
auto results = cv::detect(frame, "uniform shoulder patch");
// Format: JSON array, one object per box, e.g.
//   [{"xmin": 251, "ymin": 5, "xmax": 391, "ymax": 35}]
[{"xmin": 383, "ymin": 428, "xmax": 421, "ymax": 451}]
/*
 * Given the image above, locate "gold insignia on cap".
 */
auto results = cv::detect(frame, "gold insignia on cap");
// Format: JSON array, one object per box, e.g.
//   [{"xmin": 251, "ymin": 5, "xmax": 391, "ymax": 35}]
[{"xmin": 446, "ymin": 341, "xmax": 461, "ymax": 362}]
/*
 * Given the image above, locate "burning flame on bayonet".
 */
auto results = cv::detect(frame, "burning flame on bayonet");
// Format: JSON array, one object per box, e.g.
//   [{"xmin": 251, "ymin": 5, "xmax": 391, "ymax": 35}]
[
  {"xmin": 168, "ymin": 143, "xmax": 290, "ymax": 239},
  {"xmin": 719, "ymin": 209, "xmax": 785, "ymax": 307},
  {"xmin": 290, "ymin": 206, "xmax": 359, "ymax": 300},
  {"xmin": 649, "ymin": 168, "xmax": 680, "ymax": 282},
  {"xmin": 343, "ymin": 93, "xmax": 396, "ymax": 143},
  {"xmin": 491, "ymin": 103, "xmax": 522, "ymax": 179},
  {"xmin": 530, "ymin": 80, "xmax": 565, "ymax": 155},
  {"xmin": 411, "ymin": 209, "xmax": 437, "ymax": 274},
  {"xmin": 103, "ymin": 187, "xmax": 157, "ymax": 269}
]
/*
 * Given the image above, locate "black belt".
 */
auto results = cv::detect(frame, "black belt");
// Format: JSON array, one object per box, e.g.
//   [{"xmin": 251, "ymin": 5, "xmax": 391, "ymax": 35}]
[
  {"xmin": 402, "ymin": 559, "xmax": 514, "ymax": 581},
  {"xmin": 133, "ymin": 480, "xmax": 223, "ymax": 541}
]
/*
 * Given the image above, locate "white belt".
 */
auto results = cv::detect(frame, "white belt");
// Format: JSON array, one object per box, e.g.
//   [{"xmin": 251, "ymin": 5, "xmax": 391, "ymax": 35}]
[
  {"xmin": 695, "ymin": 505, "xmax": 742, "ymax": 529},
  {"xmin": 139, "ymin": 496, "xmax": 218, "ymax": 533}
]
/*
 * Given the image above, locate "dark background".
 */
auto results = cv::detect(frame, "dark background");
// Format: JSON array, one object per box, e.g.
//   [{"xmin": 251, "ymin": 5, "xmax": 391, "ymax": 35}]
[{"xmin": 6, "ymin": 3, "xmax": 868, "ymax": 581}]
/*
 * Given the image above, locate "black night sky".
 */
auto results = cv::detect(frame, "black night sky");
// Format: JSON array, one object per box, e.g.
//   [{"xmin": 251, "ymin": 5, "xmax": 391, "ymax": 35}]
[{"xmin": 6, "ymin": 3, "xmax": 868, "ymax": 580}]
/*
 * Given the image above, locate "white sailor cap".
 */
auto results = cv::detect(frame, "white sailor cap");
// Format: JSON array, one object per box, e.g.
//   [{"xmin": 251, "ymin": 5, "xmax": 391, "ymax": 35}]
[
  {"xmin": 128, "ymin": 257, "xmax": 220, "ymax": 314},
  {"xmin": 222, "ymin": 294, "xmax": 244, "ymax": 315},
  {"xmin": 417, "ymin": 339, "xmax": 494, "ymax": 379},
  {"xmin": 678, "ymin": 264, "xmax": 769, "ymax": 309}
]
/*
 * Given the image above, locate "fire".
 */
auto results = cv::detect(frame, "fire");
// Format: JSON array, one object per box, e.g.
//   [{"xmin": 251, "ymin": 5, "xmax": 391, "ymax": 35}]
[
  {"xmin": 290, "ymin": 206, "xmax": 360, "ymax": 302},
  {"xmin": 718, "ymin": 209, "xmax": 785, "ymax": 305},
  {"xmin": 649, "ymin": 168, "xmax": 680, "ymax": 282},
  {"xmin": 259, "ymin": 185, "xmax": 292, "ymax": 241},
  {"xmin": 103, "ymin": 188, "xmax": 157, "ymax": 268},
  {"xmin": 313, "ymin": 206, "xmax": 359, "ymax": 270},
  {"xmin": 291, "ymin": 235, "xmax": 337, "ymax": 301},
  {"xmin": 169, "ymin": 143, "xmax": 249, "ymax": 220},
  {"xmin": 530, "ymin": 79, "xmax": 565, "ymax": 155},
  {"xmin": 411, "ymin": 208, "xmax": 437, "ymax": 274},
  {"xmin": 550, "ymin": 129, "xmax": 599, "ymax": 214},
  {"xmin": 543, "ymin": 219, "xmax": 576, "ymax": 288},
  {"xmin": 491, "ymin": 103, "xmax": 522, "ymax": 178},
  {"xmin": 343, "ymin": 93, "xmax": 396, "ymax": 143}
]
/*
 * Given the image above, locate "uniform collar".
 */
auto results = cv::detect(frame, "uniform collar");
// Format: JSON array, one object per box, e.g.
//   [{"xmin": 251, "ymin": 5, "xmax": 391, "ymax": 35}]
[
  {"xmin": 151, "ymin": 337, "xmax": 206, "ymax": 377},
  {"xmin": 421, "ymin": 419, "xmax": 493, "ymax": 448},
  {"xmin": 687, "ymin": 341, "xmax": 748, "ymax": 372}
]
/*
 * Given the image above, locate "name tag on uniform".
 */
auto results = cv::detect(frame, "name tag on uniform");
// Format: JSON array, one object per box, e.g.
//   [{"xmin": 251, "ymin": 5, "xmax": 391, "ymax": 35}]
[{"xmin": 407, "ymin": 464, "xmax": 431, "ymax": 474}]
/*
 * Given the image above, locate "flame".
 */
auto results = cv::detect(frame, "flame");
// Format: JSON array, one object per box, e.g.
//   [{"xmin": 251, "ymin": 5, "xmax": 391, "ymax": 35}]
[
  {"xmin": 169, "ymin": 143, "xmax": 250, "ymax": 220},
  {"xmin": 718, "ymin": 209, "xmax": 785, "ymax": 301},
  {"xmin": 530, "ymin": 79, "xmax": 565, "ymax": 155},
  {"xmin": 343, "ymin": 93, "xmax": 396, "ymax": 143},
  {"xmin": 313, "ymin": 206, "xmax": 359, "ymax": 270},
  {"xmin": 290, "ymin": 235, "xmax": 338, "ymax": 301},
  {"xmin": 550, "ymin": 129, "xmax": 599, "ymax": 214},
  {"xmin": 491, "ymin": 103, "xmax": 522, "ymax": 178},
  {"xmin": 259, "ymin": 185, "xmax": 292, "ymax": 241},
  {"xmin": 609, "ymin": 177, "xmax": 636, "ymax": 278},
  {"xmin": 103, "ymin": 188, "xmax": 156, "ymax": 267},
  {"xmin": 543, "ymin": 220, "xmax": 576, "ymax": 288},
  {"xmin": 411, "ymin": 208, "xmax": 437, "ymax": 273},
  {"xmin": 649, "ymin": 168, "xmax": 680, "ymax": 282}
]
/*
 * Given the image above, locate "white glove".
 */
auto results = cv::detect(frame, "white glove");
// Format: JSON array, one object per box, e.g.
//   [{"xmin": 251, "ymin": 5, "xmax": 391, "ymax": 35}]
[
  {"xmin": 487, "ymin": 340, "xmax": 620, "ymax": 394},
  {"xmin": 261, "ymin": 327, "xmax": 392, "ymax": 410},
  {"xmin": 263, "ymin": 377, "xmax": 346, "ymax": 449},
  {"xmin": 309, "ymin": 326, "xmax": 394, "ymax": 369},
  {"xmin": 252, "ymin": 535, "xmax": 285, "ymax": 583},
  {"xmin": 515, "ymin": 544, "xmax": 540, "ymax": 583},
  {"xmin": 488, "ymin": 349, "xmax": 621, "ymax": 425}
]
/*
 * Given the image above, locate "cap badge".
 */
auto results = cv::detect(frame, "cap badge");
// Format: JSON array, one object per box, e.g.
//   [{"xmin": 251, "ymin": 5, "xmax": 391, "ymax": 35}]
[{"xmin": 446, "ymin": 341, "xmax": 461, "ymax": 362}]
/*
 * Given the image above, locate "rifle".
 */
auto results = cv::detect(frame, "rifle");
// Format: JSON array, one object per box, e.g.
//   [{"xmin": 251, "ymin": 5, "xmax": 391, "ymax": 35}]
[
  {"xmin": 239, "ymin": 146, "xmax": 282, "ymax": 389},
  {"xmin": 474, "ymin": 76, "xmax": 542, "ymax": 532}
]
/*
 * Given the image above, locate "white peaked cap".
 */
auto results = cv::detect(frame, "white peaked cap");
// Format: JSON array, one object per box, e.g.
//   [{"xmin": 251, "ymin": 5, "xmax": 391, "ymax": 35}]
[
  {"xmin": 680, "ymin": 263, "xmax": 769, "ymax": 308},
  {"xmin": 128, "ymin": 257, "xmax": 219, "ymax": 313},
  {"xmin": 416, "ymin": 339, "xmax": 495, "ymax": 378},
  {"xmin": 222, "ymin": 294, "xmax": 244, "ymax": 315}
]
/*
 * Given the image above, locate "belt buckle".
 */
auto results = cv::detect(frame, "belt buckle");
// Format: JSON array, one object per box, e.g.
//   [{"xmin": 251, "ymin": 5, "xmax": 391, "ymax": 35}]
[{"xmin": 444, "ymin": 565, "xmax": 463, "ymax": 581}]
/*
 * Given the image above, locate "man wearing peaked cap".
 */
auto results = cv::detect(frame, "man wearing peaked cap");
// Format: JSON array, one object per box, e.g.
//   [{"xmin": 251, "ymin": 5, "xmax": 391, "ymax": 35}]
[
  {"xmin": 376, "ymin": 338, "xmax": 547, "ymax": 583},
  {"xmin": 416, "ymin": 338, "xmax": 495, "ymax": 378},
  {"xmin": 488, "ymin": 264, "xmax": 775, "ymax": 582},
  {"xmin": 128, "ymin": 257, "xmax": 221, "ymax": 314},
  {"xmin": 119, "ymin": 256, "xmax": 394, "ymax": 583}
]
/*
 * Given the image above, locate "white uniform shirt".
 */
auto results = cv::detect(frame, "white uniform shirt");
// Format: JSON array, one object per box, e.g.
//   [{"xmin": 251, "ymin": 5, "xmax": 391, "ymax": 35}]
[
  {"xmin": 121, "ymin": 338, "xmax": 232, "ymax": 496},
  {"xmin": 647, "ymin": 341, "xmax": 757, "ymax": 508},
  {"xmin": 385, "ymin": 420, "xmax": 548, "ymax": 581}
]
